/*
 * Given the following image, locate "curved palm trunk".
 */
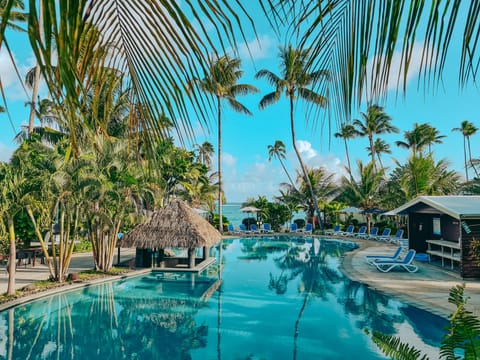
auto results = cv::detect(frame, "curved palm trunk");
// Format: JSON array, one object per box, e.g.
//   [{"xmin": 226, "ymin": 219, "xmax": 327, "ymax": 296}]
[
  {"xmin": 467, "ymin": 136, "xmax": 479, "ymax": 178},
  {"xmin": 279, "ymin": 157, "xmax": 296, "ymax": 188},
  {"xmin": 217, "ymin": 96, "xmax": 223, "ymax": 233},
  {"xmin": 463, "ymin": 136, "xmax": 468, "ymax": 181},
  {"xmin": 289, "ymin": 97, "xmax": 323, "ymax": 229},
  {"xmin": 344, "ymin": 139, "xmax": 353, "ymax": 180},
  {"xmin": 7, "ymin": 217, "xmax": 16, "ymax": 296},
  {"xmin": 368, "ymin": 134, "xmax": 376, "ymax": 169},
  {"xmin": 28, "ymin": 1, "xmax": 43, "ymax": 136}
]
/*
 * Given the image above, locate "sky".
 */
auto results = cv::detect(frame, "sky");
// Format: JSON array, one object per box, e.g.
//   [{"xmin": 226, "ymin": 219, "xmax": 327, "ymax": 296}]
[{"xmin": 1, "ymin": 3, "xmax": 479, "ymax": 203}]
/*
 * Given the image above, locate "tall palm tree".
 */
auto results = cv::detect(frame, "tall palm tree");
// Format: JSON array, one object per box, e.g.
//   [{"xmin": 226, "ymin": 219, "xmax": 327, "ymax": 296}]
[
  {"xmin": 353, "ymin": 104, "xmax": 398, "ymax": 169},
  {"xmin": 453, "ymin": 120, "xmax": 479, "ymax": 181},
  {"xmin": 368, "ymin": 138, "xmax": 391, "ymax": 173},
  {"xmin": 268, "ymin": 140, "xmax": 296, "ymax": 187},
  {"xmin": 256, "ymin": 45, "xmax": 328, "ymax": 228},
  {"xmin": 334, "ymin": 124, "xmax": 359, "ymax": 179},
  {"xmin": 192, "ymin": 54, "xmax": 258, "ymax": 233},
  {"xmin": 396, "ymin": 123, "xmax": 445, "ymax": 157},
  {"xmin": 340, "ymin": 160, "xmax": 385, "ymax": 232}
]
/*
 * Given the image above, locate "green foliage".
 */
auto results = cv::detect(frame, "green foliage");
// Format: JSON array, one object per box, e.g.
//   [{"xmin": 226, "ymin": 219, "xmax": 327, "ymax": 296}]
[
  {"xmin": 74, "ymin": 240, "xmax": 92, "ymax": 253},
  {"xmin": 369, "ymin": 329, "xmax": 429, "ymax": 360},
  {"xmin": 470, "ymin": 238, "xmax": 480, "ymax": 267},
  {"xmin": 441, "ymin": 285, "xmax": 480, "ymax": 359}
]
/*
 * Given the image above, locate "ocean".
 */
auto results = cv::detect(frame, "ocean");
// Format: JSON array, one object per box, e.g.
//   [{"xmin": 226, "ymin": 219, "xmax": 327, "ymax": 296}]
[{"xmin": 219, "ymin": 203, "xmax": 306, "ymax": 227}]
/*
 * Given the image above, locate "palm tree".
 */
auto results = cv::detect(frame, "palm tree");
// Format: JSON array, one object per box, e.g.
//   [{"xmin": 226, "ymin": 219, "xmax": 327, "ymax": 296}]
[
  {"xmin": 0, "ymin": 163, "xmax": 25, "ymax": 295},
  {"xmin": 334, "ymin": 124, "xmax": 359, "ymax": 179},
  {"xmin": 191, "ymin": 54, "xmax": 258, "ymax": 233},
  {"xmin": 268, "ymin": 140, "xmax": 296, "ymax": 187},
  {"xmin": 453, "ymin": 120, "xmax": 479, "ymax": 181},
  {"xmin": 368, "ymin": 138, "xmax": 391, "ymax": 173},
  {"xmin": 256, "ymin": 45, "xmax": 328, "ymax": 228},
  {"xmin": 195, "ymin": 141, "xmax": 214, "ymax": 168},
  {"xmin": 340, "ymin": 161, "xmax": 385, "ymax": 232},
  {"xmin": 353, "ymin": 104, "xmax": 398, "ymax": 170}
]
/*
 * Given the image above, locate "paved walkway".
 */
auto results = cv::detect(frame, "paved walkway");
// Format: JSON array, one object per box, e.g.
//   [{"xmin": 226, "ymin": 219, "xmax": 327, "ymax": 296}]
[
  {"xmin": 340, "ymin": 239, "xmax": 480, "ymax": 318},
  {"xmin": 1, "ymin": 240, "xmax": 480, "ymax": 320},
  {"xmin": 0, "ymin": 248, "xmax": 137, "ymax": 294}
]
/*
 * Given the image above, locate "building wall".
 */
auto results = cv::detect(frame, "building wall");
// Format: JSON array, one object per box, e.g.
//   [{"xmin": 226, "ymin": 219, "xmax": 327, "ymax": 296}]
[{"xmin": 460, "ymin": 219, "xmax": 480, "ymax": 278}]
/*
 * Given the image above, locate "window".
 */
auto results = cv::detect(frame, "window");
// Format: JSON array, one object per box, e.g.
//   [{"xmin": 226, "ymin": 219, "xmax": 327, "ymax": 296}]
[{"xmin": 432, "ymin": 217, "xmax": 441, "ymax": 235}]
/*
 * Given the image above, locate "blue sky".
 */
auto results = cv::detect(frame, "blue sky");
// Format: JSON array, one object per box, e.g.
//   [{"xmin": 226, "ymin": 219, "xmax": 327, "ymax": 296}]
[{"xmin": 1, "ymin": 4, "xmax": 479, "ymax": 203}]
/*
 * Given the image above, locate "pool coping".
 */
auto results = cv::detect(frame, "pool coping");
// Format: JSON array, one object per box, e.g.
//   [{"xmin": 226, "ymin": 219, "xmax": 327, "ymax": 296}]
[{"xmin": 0, "ymin": 268, "xmax": 152, "ymax": 312}]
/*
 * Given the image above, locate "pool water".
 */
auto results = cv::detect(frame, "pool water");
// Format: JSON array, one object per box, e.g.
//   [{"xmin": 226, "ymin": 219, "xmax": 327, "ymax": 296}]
[{"xmin": 0, "ymin": 237, "xmax": 448, "ymax": 359}]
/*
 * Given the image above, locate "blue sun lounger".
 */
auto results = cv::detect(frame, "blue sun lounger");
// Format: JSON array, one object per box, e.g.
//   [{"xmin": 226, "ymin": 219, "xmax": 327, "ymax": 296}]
[
  {"xmin": 325, "ymin": 224, "xmax": 341, "ymax": 236},
  {"xmin": 364, "ymin": 246, "xmax": 404, "ymax": 265},
  {"xmin": 373, "ymin": 249, "xmax": 418, "ymax": 273}
]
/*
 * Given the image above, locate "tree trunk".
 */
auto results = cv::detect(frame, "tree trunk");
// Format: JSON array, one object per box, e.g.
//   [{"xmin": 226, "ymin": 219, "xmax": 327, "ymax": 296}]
[
  {"xmin": 464, "ymin": 136, "xmax": 469, "ymax": 181},
  {"xmin": 188, "ymin": 248, "xmax": 196, "ymax": 268},
  {"xmin": 279, "ymin": 158, "xmax": 296, "ymax": 188},
  {"xmin": 344, "ymin": 140, "xmax": 353, "ymax": 180},
  {"xmin": 7, "ymin": 217, "xmax": 16, "ymax": 296},
  {"xmin": 289, "ymin": 97, "xmax": 323, "ymax": 229},
  {"xmin": 467, "ymin": 137, "xmax": 479, "ymax": 178},
  {"xmin": 217, "ymin": 96, "xmax": 223, "ymax": 233}
]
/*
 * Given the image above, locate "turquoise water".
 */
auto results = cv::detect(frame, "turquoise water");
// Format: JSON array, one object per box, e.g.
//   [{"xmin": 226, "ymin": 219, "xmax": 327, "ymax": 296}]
[{"xmin": 0, "ymin": 237, "xmax": 447, "ymax": 359}]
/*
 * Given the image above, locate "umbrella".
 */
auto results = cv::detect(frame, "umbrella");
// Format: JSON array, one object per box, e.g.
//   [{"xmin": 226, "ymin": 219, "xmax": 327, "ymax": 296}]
[
  {"xmin": 240, "ymin": 206, "xmax": 261, "ymax": 213},
  {"xmin": 339, "ymin": 206, "xmax": 363, "ymax": 213},
  {"xmin": 362, "ymin": 208, "xmax": 385, "ymax": 215}
]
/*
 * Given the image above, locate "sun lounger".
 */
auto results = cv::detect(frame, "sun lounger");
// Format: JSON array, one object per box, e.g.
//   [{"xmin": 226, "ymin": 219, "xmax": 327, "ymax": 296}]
[
  {"xmin": 227, "ymin": 224, "xmax": 241, "ymax": 234},
  {"xmin": 262, "ymin": 223, "xmax": 274, "ymax": 233},
  {"xmin": 386, "ymin": 229, "xmax": 404, "ymax": 244},
  {"xmin": 300, "ymin": 223, "xmax": 313, "ymax": 234},
  {"xmin": 365, "ymin": 226, "xmax": 379, "ymax": 239},
  {"xmin": 375, "ymin": 228, "xmax": 391, "ymax": 241},
  {"xmin": 239, "ymin": 224, "xmax": 251, "ymax": 234},
  {"xmin": 340, "ymin": 225, "xmax": 354, "ymax": 236},
  {"xmin": 250, "ymin": 224, "xmax": 261, "ymax": 234},
  {"xmin": 352, "ymin": 225, "xmax": 367, "ymax": 237},
  {"xmin": 364, "ymin": 246, "xmax": 404, "ymax": 265},
  {"xmin": 289, "ymin": 223, "xmax": 298, "ymax": 233},
  {"xmin": 325, "ymin": 224, "xmax": 341, "ymax": 236},
  {"xmin": 373, "ymin": 249, "xmax": 418, "ymax": 273}
]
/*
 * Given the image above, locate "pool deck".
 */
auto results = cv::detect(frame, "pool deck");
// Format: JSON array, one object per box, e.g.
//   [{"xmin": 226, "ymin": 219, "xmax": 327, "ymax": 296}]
[
  {"xmin": 339, "ymin": 237, "xmax": 480, "ymax": 319},
  {"xmin": 1, "ymin": 238, "xmax": 480, "ymax": 320}
]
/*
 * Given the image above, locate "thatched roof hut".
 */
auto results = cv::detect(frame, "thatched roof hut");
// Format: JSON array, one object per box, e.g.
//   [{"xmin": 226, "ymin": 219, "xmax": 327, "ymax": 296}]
[{"xmin": 121, "ymin": 200, "xmax": 221, "ymax": 268}]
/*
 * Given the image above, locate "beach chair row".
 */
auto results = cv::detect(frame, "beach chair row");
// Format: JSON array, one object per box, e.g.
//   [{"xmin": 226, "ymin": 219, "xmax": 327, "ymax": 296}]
[
  {"xmin": 324, "ymin": 225, "xmax": 406, "ymax": 244},
  {"xmin": 227, "ymin": 223, "xmax": 275, "ymax": 235}
]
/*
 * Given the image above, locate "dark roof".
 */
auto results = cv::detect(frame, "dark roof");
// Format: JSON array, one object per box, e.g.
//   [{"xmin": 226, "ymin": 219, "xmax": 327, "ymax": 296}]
[{"xmin": 389, "ymin": 196, "xmax": 480, "ymax": 220}]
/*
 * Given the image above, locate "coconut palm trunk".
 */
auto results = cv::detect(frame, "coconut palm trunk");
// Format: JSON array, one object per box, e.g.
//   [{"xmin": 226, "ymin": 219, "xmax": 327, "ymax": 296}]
[
  {"xmin": 289, "ymin": 97, "xmax": 322, "ymax": 229},
  {"xmin": 7, "ymin": 217, "xmax": 16, "ymax": 295},
  {"xmin": 217, "ymin": 96, "xmax": 223, "ymax": 233}
]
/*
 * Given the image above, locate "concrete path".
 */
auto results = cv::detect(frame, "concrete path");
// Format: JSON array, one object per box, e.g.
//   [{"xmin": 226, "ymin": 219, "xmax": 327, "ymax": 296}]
[
  {"xmin": 0, "ymin": 248, "xmax": 136, "ymax": 294},
  {"xmin": 340, "ymin": 239, "xmax": 480, "ymax": 319}
]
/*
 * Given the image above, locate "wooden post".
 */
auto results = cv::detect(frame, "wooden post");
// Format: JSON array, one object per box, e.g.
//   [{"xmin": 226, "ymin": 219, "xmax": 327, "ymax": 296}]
[{"xmin": 188, "ymin": 248, "xmax": 196, "ymax": 268}]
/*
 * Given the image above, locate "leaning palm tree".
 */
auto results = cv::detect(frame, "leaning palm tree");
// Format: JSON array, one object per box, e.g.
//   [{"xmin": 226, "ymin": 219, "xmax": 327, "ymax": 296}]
[
  {"xmin": 191, "ymin": 54, "xmax": 258, "ymax": 233},
  {"xmin": 256, "ymin": 45, "xmax": 328, "ymax": 228},
  {"xmin": 268, "ymin": 140, "xmax": 296, "ymax": 187},
  {"xmin": 353, "ymin": 104, "xmax": 398, "ymax": 170},
  {"xmin": 453, "ymin": 120, "xmax": 479, "ymax": 181},
  {"xmin": 368, "ymin": 138, "xmax": 391, "ymax": 173},
  {"xmin": 334, "ymin": 124, "xmax": 359, "ymax": 179}
]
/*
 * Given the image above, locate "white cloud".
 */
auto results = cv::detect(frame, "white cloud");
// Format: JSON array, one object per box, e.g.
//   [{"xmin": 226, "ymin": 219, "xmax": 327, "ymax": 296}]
[
  {"xmin": 365, "ymin": 41, "xmax": 427, "ymax": 96},
  {"xmin": 236, "ymin": 34, "xmax": 277, "ymax": 61},
  {"xmin": 222, "ymin": 152, "xmax": 237, "ymax": 167}
]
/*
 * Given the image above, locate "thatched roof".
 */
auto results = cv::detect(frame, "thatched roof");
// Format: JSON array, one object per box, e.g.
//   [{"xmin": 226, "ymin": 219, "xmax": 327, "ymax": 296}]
[{"xmin": 121, "ymin": 200, "xmax": 221, "ymax": 249}]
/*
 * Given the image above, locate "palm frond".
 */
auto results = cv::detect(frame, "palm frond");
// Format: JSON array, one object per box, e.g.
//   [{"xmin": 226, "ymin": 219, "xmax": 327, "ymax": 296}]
[{"xmin": 369, "ymin": 330, "xmax": 430, "ymax": 360}]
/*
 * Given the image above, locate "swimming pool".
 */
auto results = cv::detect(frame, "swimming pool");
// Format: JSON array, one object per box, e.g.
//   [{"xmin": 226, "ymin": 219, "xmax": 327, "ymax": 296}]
[{"xmin": 0, "ymin": 236, "xmax": 447, "ymax": 359}]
